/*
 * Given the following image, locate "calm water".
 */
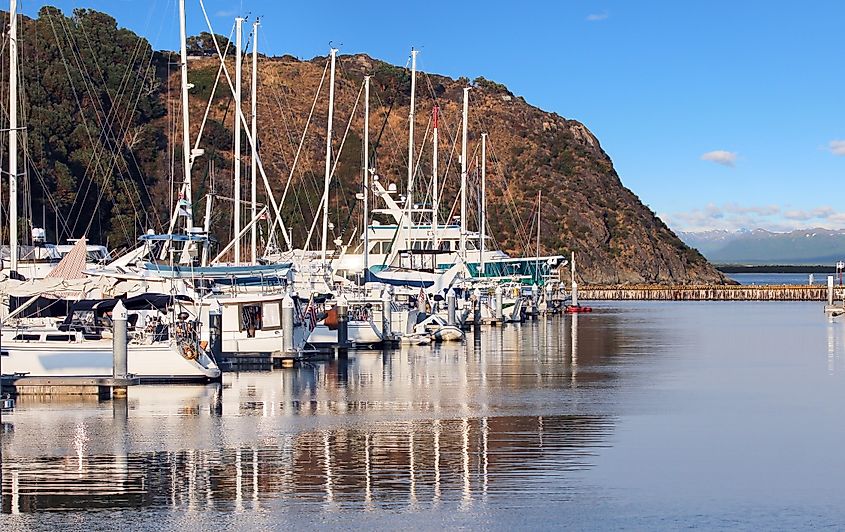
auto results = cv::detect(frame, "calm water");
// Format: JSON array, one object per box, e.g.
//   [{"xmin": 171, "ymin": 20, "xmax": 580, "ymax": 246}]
[{"xmin": 3, "ymin": 301, "xmax": 845, "ymax": 529}]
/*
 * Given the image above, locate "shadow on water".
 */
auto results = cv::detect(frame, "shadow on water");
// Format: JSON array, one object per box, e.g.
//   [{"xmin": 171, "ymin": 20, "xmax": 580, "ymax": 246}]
[{"xmin": 0, "ymin": 311, "xmax": 660, "ymax": 515}]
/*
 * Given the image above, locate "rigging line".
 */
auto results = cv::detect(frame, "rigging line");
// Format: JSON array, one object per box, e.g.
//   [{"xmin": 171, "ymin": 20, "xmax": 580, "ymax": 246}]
[
  {"xmin": 301, "ymin": 77, "xmax": 364, "ymax": 253},
  {"xmin": 163, "ymin": 23, "xmax": 236, "ymax": 239},
  {"xmin": 420, "ymin": 71, "xmax": 462, "ymax": 211},
  {"xmin": 275, "ymin": 59, "xmax": 329, "ymax": 230},
  {"xmin": 54, "ymin": 12, "xmax": 144, "ymax": 237},
  {"xmin": 58, "ymin": 18, "xmax": 143, "ymax": 243},
  {"xmin": 71, "ymin": 12, "xmax": 152, "ymax": 218},
  {"xmin": 263, "ymin": 56, "xmax": 326, "ymax": 221},
  {"xmin": 45, "ymin": 14, "xmax": 134, "ymax": 245},
  {"xmin": 199, "ymin": 0, "xmax": 294, "ymax": 251},
  {"xmin": 486, "ymin": 136, "xmax": 533, "ymax": 255},
  {"xmin": 472, "ymin": 112, "xmax": 533, "ymax": 256}
]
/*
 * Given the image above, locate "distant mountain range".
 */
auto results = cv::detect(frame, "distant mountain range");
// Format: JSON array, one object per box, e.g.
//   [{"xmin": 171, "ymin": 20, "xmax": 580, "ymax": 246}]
[{"xmin": 678, "ymin": 228, "xmax": 845, "ymax": 265}]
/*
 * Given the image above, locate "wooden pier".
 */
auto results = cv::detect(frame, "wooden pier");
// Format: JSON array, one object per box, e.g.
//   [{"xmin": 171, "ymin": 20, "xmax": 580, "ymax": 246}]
[{"xmin": 579, "ymin": 284, "xmax": 831, "ymax": 301}]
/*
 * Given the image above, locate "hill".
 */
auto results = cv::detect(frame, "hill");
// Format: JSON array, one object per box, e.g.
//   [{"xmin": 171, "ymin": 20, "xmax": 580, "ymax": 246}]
[{"xmin": 3, "ymin": 7, "xmax": 725, "ymax": 284}]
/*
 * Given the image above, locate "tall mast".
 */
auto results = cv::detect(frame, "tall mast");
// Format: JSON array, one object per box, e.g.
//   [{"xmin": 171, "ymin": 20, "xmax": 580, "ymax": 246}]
[
  {"xmin": 250, "ymin": 20, "xmax": 259, "ymax": 263},
  {"xmin": 459, "ymin": 87, "xmax": 469, "ymax": 259},
  {"xmin": 432, "ymin": 105, "xmax": 439, "ymax": 250},
  {"xmin": 8, "ymin": 0, "xmax": 17, "ymax": 271},
  {"xmin": 320, "ymin": 48, "xmax": 338, "ymax": 264},
  {"xmin": 363, "ymin": 75, "xmax": 370, "ymax": 274},
  {"xmin": 405, "ymin": 49, "xmax": 418, "ymax": 251},
  {"xmin": 480, "ymin": 132, "xmax": 487, "ymax": 274},
  {"xmin": 178, "ymin": 0, "xmax": 193, "ymax": 234},
  {"xmin": 233, "ymin": 17, "xmax": 244, "ymax": 264},
  {"xmin": 536, "ymin": 189, "xmax": 542, "ymax": 281}
]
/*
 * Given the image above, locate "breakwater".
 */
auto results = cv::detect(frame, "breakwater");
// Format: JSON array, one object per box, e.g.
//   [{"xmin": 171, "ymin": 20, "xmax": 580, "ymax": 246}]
[{"xmin": 579, "ymin": 284, "xmax": 829, "ymax": 301}]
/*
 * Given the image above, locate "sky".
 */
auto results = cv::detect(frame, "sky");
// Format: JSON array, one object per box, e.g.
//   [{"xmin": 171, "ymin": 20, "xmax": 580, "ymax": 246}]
[{"xmin": 18, "ymin": 0, "xmax": 845, "ymax": 234}]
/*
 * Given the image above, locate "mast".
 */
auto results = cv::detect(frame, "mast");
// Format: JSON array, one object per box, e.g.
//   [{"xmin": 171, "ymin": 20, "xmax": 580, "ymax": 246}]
[
  {"xmin": 233, "ymin": 17, "xmax": 244, "ymax": 264},
  {"xmin": 432, "ymin": 105, "xmax": 439, "ymax": 250},
  {"xmin": 178, "ymin": 0, "xmax": 193, "ymax": 234},
  {"xmin": 363, "ymin": 75, "xmax": 370, "ymax": 274},
  {"xmin": 480, "ymin": 132, "xmax": 487, "ymax": 275},
  {"xmin": 536, "ymin": 190, "xmax": 542, "ymax": 282},
  {"xmin": 405, "ymin": 49, "xmax": 418, "ymax": 251},
  {"xmin": 459, "ymin": 87, "xmax": 469, "ymax": 259},
  {"xmin": 250, "ymin": 20, "xmax": 259, "ymax": 263},
  {"xmin": 8, "ymin": 0, "xmax": 17, "ymax": 271},
  {"xmin": 321, "ymin": 48, "xmax": 338, "ymax": 264}
]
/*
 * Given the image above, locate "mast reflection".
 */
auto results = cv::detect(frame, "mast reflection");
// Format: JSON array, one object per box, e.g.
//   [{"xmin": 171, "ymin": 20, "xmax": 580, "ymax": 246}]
[{"xmin": 1, "ymin": 313, "xmax": 638, "ymax": 513}]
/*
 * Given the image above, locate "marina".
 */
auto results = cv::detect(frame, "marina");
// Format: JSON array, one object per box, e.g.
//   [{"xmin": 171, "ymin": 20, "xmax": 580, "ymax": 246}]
[
  {"xmin": 0, "ymin": 0, "xmax": 840, "ymax": 528},
  {"xmin": 3, "ymin": 301, "xmax": 845, "ymax": 528}
]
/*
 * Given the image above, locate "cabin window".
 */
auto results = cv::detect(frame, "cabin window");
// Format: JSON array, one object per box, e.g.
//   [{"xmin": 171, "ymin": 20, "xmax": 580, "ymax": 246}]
[
  {"xmin": 439, "ymin": 241, "xmax": 452, "ymax": 251},
  {"xmin": 13, "ymin": 334, "xmax": 40, "ymax": 341},
  {"xmin": 241, "ymin": 305, "xmax": 262, "ymax": 338},
  {"xmin": 262, "ymin": 302, "xmax": 281, "ymax": 329},
  {"xmin": 45, "ymin": 334, "xmax": 74, "ymax": 342}
]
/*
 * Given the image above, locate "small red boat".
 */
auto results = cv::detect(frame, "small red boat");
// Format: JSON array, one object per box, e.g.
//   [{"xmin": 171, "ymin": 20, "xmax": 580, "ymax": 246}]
[{"xmin": 564, "ymin": 304, "xmax": 593, "ymax": 313}]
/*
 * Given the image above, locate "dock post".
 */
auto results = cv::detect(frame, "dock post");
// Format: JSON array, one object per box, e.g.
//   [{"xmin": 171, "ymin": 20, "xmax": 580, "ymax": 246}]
[
  {"xmin": 447, "ymin": 289, "xmax": 456, "ymax": 326},
  {"xmin": 381, "ymin": 287, "xmax": 392, "ymax": 340},
  {"xmin": 337, "ymin": 294, "xmax": 348, "ymax": 353},
  {"xmin": 282, "ymin": 293, "xmax": 295, "ymax": 353},
  {"xmin": 209, "ymin": 301, "xmax": 222, "ymax": 361},
  {"xmin": 531, "ymin": 283, "xmax": 539, "ymax": 317},
  {"xmin": 473, "ymin": 288, "xmax": 481, "ymax": 327},
  {"xmin": 572, "ymin": 280, "xmax": 579, "ymax": 307},
  {"xmin": 494, "ymin": 285, "xmax": 503, "ymax": 323},
  {"xmin": 828, "ymin": 275, "xmax": 835, "ymax": 306},
  {"xmin": 113, "ymin": 299, "xmax": 128, "ymax": 398}
]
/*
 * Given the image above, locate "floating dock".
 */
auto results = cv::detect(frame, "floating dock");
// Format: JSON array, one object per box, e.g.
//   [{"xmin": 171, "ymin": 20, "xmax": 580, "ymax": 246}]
[
  {"xmin": 579, "ymin": 284, "xmax": 830, "ymax": 301},
  {"xmin": 1, "ymin": 376, "xmax": 140, "ymax": 397}
]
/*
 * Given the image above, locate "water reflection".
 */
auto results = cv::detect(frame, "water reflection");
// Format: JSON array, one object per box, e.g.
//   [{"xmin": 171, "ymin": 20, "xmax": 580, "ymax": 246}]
[{"xmin": 1, "ymin": 312, "xmax": 637, "ymax": 514}]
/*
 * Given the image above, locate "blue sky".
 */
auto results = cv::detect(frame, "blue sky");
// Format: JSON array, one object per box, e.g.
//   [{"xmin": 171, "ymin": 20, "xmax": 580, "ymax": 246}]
[{"xmin": 20, "ymin": 0, "xmax": 845, "ymax": 233}]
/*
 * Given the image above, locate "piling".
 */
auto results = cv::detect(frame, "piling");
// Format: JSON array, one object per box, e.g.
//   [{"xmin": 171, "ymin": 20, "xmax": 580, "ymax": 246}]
[
  {"xmin": 209, "ymin": 302, "xmax": 222, "ymax": 361},
  {"xmin": 112, "ymin": 299, "xmax": 128, "ymax": 398},
  {"xmin": 828, "ymin": 276, "xmax": 835, "ymax": 306},
  {"xmin": 530, "ymin": 283, "xmax": 539, "ymax": 318},
  {"xmin": 337, "ymin": 294, "xmax": 348, "ymax": 353},
  {"xmin": 494, "ymin": 285, "xmax": 504, "ymax": 322},
  {"xmin": 381, "ymin": 288, "xmax": 392, "ymax": 339},
  {"xmin": 473, "ymin": 288, "xmax": 481, "ymax": 327},
  {"xmin": 447, "ymin": 290, "xmax": 456, "ymax": 326},
  {"xmin": 282, "ymin": 293, "xmax": 295, "ymax": 353},
  {"xmin": 571, "ymin": 280, "xmax": 579, "ymax": 306}
]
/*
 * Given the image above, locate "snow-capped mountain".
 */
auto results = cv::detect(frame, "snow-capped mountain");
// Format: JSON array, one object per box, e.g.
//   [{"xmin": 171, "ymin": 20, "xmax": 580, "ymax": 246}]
[{"xmin": 677, "ymin": 228, "xmax": 845, "ymax": 265}]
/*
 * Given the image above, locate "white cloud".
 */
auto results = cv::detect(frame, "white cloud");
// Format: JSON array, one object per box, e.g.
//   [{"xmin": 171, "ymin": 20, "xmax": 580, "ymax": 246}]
[
  {"xmin": 664, "ymin": 202, "xmax": 845, "ymax": 233},
  {"xmin": 783, "ymin": 206, "xmax": 835, "ymax": 221},
  {"xmin": 829, "ymin": 140, "xmax": 845, "ymax": 155},
  {"xmin": 701, "ymin": 150, "xmax": 737, "ymax": 167},
  {"xmin": 215, "ymin": 9, "xmax": 238, "ymax": 17},
  {"xmin": 586, "ymin": 11, "xmax": 609, "ymax": 21}
]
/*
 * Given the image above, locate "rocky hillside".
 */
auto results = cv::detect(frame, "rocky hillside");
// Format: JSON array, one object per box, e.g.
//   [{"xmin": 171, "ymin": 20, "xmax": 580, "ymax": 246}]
[
  {"xmin": 2, "ymin": 7, "xmax": 725, "ymax": 284},
  {"xmin": 178, "ymin": 52, "xmax": 724, "ymax": 284}
]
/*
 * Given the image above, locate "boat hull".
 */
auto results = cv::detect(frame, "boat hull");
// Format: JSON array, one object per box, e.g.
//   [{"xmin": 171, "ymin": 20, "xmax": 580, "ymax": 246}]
[{"xmin": 0, "ymin": 341, "xmax": 221, "ymax": 382}]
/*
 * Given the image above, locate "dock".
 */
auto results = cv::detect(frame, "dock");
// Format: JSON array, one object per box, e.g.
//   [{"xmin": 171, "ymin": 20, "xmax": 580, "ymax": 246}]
[
  {"xmin": 579, "ymin": 284, "xmax": 830, "ymax": 301},
  {"xmin": 1, "ymin": 376, "xmax": 140, "ymax": 398}
]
